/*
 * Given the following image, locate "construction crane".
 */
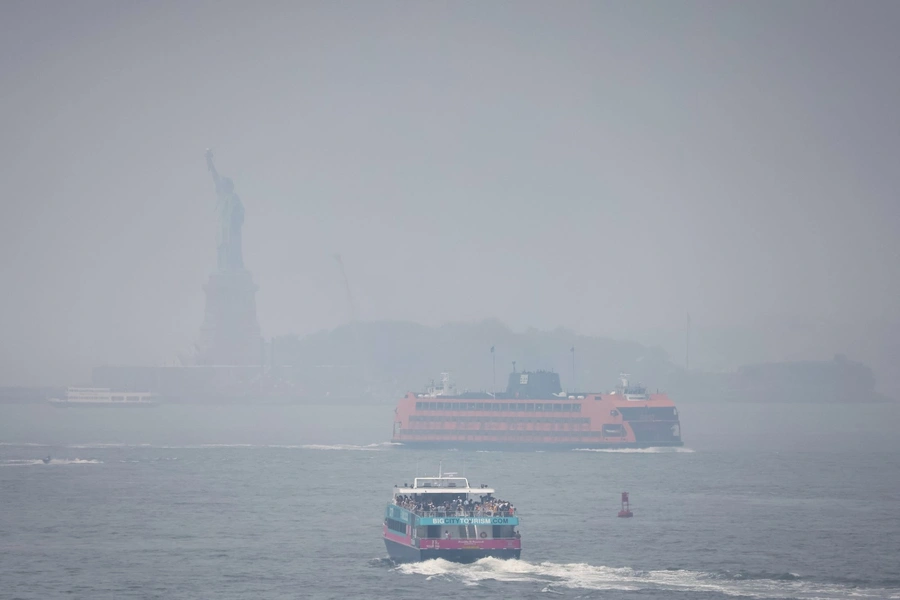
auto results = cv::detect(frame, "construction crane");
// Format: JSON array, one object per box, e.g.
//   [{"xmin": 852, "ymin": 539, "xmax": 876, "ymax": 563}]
[
  {"xmin": 333, "ymin": 254, "xmax": 358, "ymax": 324},
  {"xmin": 333, "ymin": 254, "xmax": 369, "ymax": 390}
]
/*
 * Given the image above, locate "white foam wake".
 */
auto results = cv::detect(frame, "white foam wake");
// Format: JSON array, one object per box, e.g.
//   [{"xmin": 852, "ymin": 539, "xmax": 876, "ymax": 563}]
[
  {"xmin": 3, "ymin": 441, "xmax": 401, "ymax": 451},
  {"xmin": 1, "ymin": 458, "xmax": 102, "ymax": 467},
  {"xmin": 69, "ymin": 443, "xmax": 153, "ymax": 449},
  {"xmin": 394, "ymin": 558, "xmax": 899, "ymax": 599},
  {"xmin": 0, "ymin": 442, "xmax": 50, "ymax": 447},
  {"xmin": 573, "ymin": 447, "xmax": 696, "ymax": 453},
  {"xmin": 297, "ymin": 442, "xmax": 401, "ymax": 451}
]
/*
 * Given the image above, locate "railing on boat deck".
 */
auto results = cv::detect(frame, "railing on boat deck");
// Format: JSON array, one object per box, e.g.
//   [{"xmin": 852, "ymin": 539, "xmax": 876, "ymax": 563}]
[{"xmin": 393, "ymin": 507, "xmax": 516, "ymax": 518}]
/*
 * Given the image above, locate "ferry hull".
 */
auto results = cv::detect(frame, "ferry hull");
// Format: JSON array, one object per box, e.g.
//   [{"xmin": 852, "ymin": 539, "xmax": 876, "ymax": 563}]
[
  {"xmin": 384, "ymin": 538, "xmax": 521, "ymax": 564},
  {"xmin": 393, "ymin": 440, "xmax": 683, "ymax": 451}
]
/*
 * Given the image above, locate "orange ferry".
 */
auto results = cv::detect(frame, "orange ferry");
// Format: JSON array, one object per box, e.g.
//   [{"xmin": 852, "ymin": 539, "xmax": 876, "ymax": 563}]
[{"xmin": 391, "ymin": 370, "xmax": 682, "ymax": 450}]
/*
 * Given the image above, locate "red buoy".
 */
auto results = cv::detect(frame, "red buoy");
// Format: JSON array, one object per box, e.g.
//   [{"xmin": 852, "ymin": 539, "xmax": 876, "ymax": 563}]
[{"xmin": 618, "ymin": 491, "xmax": 633, "ymax": 518}]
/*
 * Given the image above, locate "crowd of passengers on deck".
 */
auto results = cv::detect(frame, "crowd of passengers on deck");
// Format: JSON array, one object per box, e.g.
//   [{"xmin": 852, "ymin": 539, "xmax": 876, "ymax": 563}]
[{"xmin": 393, "ymin": 494, "xmax": 515, "ymax": 516}]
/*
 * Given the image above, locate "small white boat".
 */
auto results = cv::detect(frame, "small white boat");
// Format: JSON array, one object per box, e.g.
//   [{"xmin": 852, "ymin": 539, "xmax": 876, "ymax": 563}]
[{"xmin": 49, "ymin": 387, "xmax": 157, "ymax": 407}]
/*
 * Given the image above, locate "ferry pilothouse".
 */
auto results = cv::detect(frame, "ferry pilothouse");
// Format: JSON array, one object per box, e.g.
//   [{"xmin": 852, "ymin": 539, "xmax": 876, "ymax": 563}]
[
  {"xmin": 391, "ymin": 369, "xmax": 683, "ymax": 450},
  {"xmin": 383, "ymin": 469, "xmax": 521, "ymax": 563}
]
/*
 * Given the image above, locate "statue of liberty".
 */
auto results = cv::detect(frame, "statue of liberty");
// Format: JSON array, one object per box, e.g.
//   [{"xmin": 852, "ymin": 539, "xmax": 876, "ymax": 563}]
[{"xmin": 205, "ymin": 149, "xmax": 245, "ymax": 271}]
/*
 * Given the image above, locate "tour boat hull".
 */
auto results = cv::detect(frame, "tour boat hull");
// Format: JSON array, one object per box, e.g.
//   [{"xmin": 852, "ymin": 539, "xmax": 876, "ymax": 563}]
[{"xmin": 384, "ymin": 538, "xmax": 521, "ymax": 563}]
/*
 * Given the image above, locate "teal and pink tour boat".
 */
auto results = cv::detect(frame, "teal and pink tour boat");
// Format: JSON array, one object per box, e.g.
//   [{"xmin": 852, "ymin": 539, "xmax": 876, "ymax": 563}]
[{"xmin": 383, "ymin": 468, "xmax": 522, "ymax": 563}]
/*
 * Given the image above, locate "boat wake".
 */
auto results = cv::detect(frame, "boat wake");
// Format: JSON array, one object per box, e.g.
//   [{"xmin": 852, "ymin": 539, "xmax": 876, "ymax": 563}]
[
  {"xmin": 573, "ymin": 447, "xmax": 695, "ymax": 453},
  {"xmin": 69, "ymin": 443, "xmax": 154, "ymax": 449},
  {"xmin": 394, "ymin": 557, "xmax": 899, "ymax": 599},
  {"xmin": 0, "ymin": 442, "xmax": 49, "ymax": 447},
  {"xmin": 297, "ymin": 442, "xmax": 401, "ymax": 451},
  {"xmin": 1, "ymin": 441, "xmax": 401, "ymax": 451},
  {"xmin": 1, "ymin": 458, "xmax": 102, "ymax": 467},
  {"xmin": 181, "ymin": 442, "xmax": 399, "ymax": 451}
]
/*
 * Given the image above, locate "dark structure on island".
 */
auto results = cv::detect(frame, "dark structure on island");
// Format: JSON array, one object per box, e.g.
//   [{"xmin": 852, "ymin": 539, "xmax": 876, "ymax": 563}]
[{"xmin": 86, "ymin": 153, "xmax": 891, "ymax": 406}]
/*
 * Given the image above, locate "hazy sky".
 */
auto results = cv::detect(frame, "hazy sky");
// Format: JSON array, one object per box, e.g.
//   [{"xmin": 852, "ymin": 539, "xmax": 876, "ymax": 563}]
[{"xmin": 2, "ymin": 1, "xmax": 899, "ymax": 386}]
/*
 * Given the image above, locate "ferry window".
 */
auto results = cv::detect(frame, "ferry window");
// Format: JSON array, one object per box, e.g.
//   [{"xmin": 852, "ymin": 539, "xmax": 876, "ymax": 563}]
[
  {"xmin": 468, "ymin": 403, "xmax": 477, "ymax": 411},
  {"xmin": 493, "ymin": 525, "xmax": 515, "ymax": 538},
  {"xmin": 574, "ymin": 404, "xmax": 581, "ymax": 412},
  {"xmin": 526, "ymin": 403, "xmax": 534, "ymax": 412},
  {"xmin": 475, "ymin": 403, "xmax": 484, "ymax": 411},
  {"xmin": 552, "ymin": 403, "xmax": 562, "ymax": 412},
  {"xmin": 491, "ymin": 403, "xmax": 500, "ymax": 411},
  {"xmin": 563, "ymin": 404, "xmax": 572, "ymax": 412},
  {"xmin": 386, "ymin": 518, "xmax": 406, "ymax": 534},
  {"xmin": 416, "ymin": 402, "xmax": 423, "ymax": 410},
  {"xmin": 435, "ymin": 402, "xmax": 444, "ymax": 410},
  {"xmin": 535, "ymin": 404, "xmax": 543, "ymax": 411}
]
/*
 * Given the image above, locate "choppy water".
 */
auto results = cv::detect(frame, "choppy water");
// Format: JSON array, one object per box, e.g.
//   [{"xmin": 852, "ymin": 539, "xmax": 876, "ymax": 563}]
[{"xmin": 2, "ymin": 402, "xmax": 899, "ymax": 600}]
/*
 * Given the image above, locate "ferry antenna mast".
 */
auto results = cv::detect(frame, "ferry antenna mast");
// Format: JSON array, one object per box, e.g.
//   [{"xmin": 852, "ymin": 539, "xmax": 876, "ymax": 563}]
[
  {"xmin": 570, "ymin": 346, "xmax": 576, "ymax": 393},
  {"xmin": 491, "ymin": 345, "xmax": 496, "ymax": 397}
]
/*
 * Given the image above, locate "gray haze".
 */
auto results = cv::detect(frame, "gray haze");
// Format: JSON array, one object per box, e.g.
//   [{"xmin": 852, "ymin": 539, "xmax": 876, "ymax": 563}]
[{"xmin": 2, "ymin": 1, "xmax": 899, "ymax": 390}]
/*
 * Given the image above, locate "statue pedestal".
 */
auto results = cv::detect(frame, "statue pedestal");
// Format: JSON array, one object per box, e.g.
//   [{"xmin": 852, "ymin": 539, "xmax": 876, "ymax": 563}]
[{"xmin": 196, "ymin": 269, "xmax": 262, "ymax": 366}]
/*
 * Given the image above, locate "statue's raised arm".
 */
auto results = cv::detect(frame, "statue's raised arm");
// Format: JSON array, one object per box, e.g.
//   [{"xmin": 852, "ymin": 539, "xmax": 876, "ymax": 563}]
[
  {"xmin": 204, "ymin": 149, "xmax": 245, "ymax": 272},
  {"xmin": 205, "ymin": 148, "xmax": 222, "ymax": 189}
]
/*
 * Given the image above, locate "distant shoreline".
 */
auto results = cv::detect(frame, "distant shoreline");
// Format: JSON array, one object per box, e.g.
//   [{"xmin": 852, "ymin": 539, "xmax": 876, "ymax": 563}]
[{"xmin": 0, "ymin": 393, "xmax": 892, "ymax": 405}]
